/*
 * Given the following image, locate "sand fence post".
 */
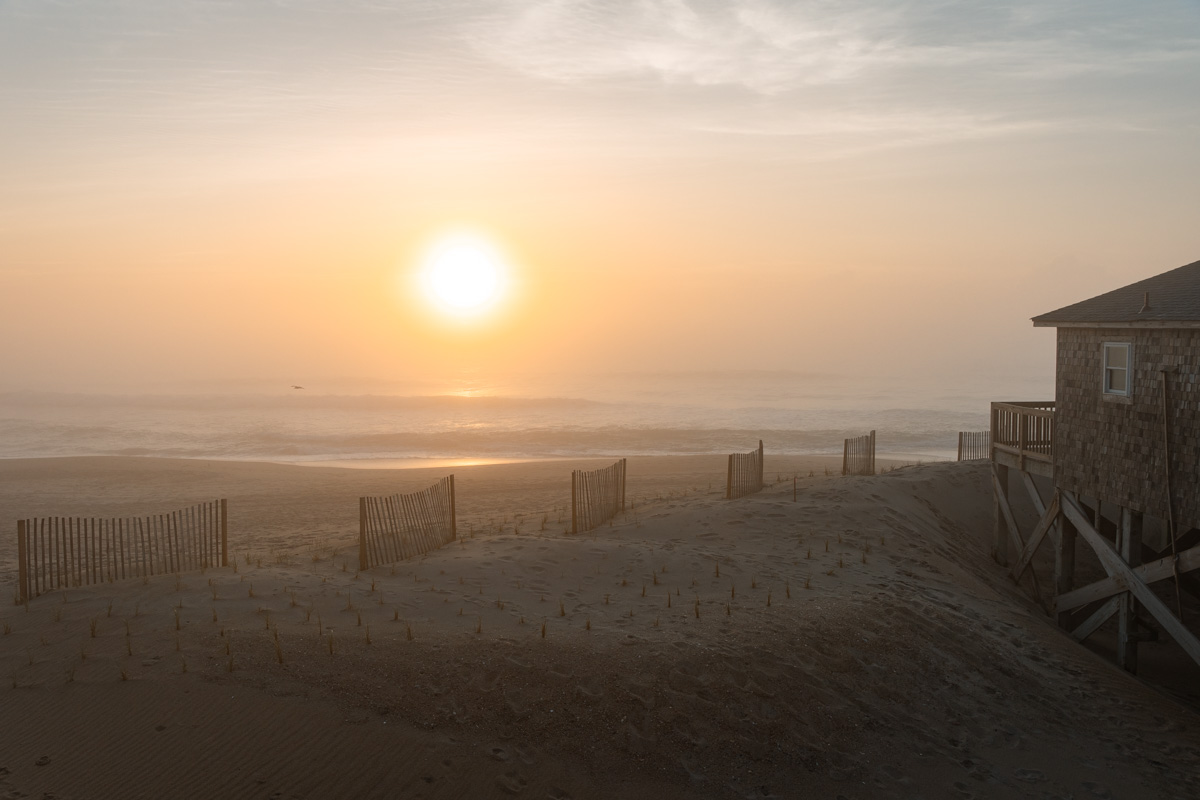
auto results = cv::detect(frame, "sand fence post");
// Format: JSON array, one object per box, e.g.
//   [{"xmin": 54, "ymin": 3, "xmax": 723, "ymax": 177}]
[
  {"xmin": 869, "ymin": 430, "xmax": 876, "ymax": 475},
  {"xmin": 220, "ymin": 499, "xmax": 228, "ymax": 567},
  {"xmin": 448, "ymin": 474, "xmax": 457, "ymax": 541},
  {"xmin": 358, "ymin": 497, "xmax": 369, "ymax": 571},
  {"xmin": 621, "ymin": 458, "xmax": 627, "ymax": 511},
  {"xmin": 18, "ymin": 519, "xmax": 28, "ymax": 602},
  {"xmin": 571, "ymin": 471, "xmax": 578, "ymax": 534},
  {"xmin": 758, "ymin": 439, "xmax": 764, "ymax": 490}
]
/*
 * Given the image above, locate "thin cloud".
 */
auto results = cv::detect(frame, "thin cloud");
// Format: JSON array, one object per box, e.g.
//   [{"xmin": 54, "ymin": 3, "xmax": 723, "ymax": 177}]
[{"xmin": 467, "ymin": 0, "xmax": 1200, "ymax": 93}]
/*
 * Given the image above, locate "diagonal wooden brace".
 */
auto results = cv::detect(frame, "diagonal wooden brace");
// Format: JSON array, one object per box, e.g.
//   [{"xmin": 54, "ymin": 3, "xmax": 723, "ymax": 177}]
[
  {"xmin": 1010, "ymin": 493, "xmax": 1061, "ymax": 584},
  {"xmin": 1055, "ymin": 541, "xmax": 1200, "ymax": 613},
  {"xmin": 992, "ymin": 468, "xmax": 1045, "ymax": 606},
  {"xmin": 1071, "ymin": 596, "xmax": 1120, "ymax": 642},
  {"xmin": 1060, "ymin": 493, "xmax": 1200, "ymax": 668}
]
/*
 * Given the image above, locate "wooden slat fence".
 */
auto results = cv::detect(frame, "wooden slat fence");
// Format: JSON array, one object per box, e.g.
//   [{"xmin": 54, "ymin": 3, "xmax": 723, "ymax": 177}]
[
  {"xmin": 17, "ymin": 500, "xmax": 228, "ymax": 602},
  {"xmin": 726, "ymin": 440, "xmax": 764, "ymax": 499},
  {"xmin": 957, "ymin": 431, "xmax": 992, "ymax": 461},
  {"xmin": 571, "ymin": 459, "xmax": 627, "ymax": 534},
  {"xmin": 842, "ymin": 430, "xmax": 876, "ymax": 476},
  {"xmin": 358, "ymin": 475, "xmax": 456, "ymax": 570}
]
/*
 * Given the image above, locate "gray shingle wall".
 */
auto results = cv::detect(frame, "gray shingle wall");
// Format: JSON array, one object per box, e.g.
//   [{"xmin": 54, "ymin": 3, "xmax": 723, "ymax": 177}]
[{"xmin": 1054, "ymin": 327, "xmax": 1200, "ymax": 530}]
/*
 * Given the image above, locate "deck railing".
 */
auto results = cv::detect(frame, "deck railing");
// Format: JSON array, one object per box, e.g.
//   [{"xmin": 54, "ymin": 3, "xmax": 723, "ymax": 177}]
[{"xmin": 991, "ymin": 402, "xmax": 1055, "ymax": 468}]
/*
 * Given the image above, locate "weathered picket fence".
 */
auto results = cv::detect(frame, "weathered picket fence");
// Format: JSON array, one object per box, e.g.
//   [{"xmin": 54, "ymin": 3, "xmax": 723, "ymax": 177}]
[
  {"xmin": 358, "ymin": 476, "xmax": 456, "ymax": 570},
  {"xmin": 17, "ymin": 500, "xmax": 228, "ymax": 601},
  {"xmin": 571, "ymin": 459, "xmax": 627, "ymax": 533},
  {"xmin": 727, "ymin": 440, "xmax": 764, "ymax": 499},
  {"xmin": 957, "ymin": 430, "xmax": 991, "ymax": 461},
  {"xmin": 842, "ymin": 431, "xmax": 876, "ymax": 476}
]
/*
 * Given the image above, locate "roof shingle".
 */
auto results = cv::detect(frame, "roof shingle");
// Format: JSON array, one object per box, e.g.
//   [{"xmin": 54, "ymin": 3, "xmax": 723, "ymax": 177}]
[{"xmin": 1032, "ymin": 259, "xmax": 1200, "ymax": 326}]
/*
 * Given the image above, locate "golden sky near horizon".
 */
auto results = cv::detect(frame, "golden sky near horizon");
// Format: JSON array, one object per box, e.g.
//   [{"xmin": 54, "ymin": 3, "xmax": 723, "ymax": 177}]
[{"xmin": 1, "ymin": 1, "xmax": 1198, "ymax": 395}]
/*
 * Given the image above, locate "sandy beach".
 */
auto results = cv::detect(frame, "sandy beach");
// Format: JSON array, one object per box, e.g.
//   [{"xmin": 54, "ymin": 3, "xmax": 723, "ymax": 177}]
[{"xmin": 1, "ymin": 455, "xmax": 1198, "ymax": 799}]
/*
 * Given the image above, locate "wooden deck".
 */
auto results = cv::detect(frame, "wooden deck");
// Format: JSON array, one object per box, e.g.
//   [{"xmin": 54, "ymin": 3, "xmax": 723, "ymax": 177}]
[
  {"xmin": 988, "ymin": 398, "xmax": 1200, "ymax": 674},
  {"xmin": 991, "ymin": 401, "xmax": 1054, "ymax": 478}
]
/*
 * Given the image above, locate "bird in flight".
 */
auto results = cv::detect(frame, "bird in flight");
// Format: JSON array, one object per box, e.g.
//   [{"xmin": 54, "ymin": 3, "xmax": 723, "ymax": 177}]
[{"xmin": 291, "ymin": 385, "xmax": 305, "ymax": 389}]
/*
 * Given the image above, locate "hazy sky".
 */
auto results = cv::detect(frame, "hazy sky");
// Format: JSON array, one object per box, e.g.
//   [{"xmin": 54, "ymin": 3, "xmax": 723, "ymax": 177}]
[{"xmin": 2, "ymin": 1, "xmax": 1198, "ymax": 395}]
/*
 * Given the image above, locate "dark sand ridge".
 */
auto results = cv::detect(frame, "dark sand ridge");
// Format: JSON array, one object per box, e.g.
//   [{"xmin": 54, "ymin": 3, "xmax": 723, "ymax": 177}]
[{"xmin": 1, "ymin": 457, "xmax": 1198, "ymax": 799}]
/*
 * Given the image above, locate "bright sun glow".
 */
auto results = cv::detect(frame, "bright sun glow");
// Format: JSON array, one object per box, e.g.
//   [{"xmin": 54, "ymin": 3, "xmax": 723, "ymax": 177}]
[{"xmin": 420, "ymin": 235, "xmax": 508, "ymax": 317}]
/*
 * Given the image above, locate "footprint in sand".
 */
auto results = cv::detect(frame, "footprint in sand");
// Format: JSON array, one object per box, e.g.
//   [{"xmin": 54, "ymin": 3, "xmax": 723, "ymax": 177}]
[
  {"xmin": 495, "ymin": 771, "xmax": 529, "ymax": 795},
  {"xmin": 1012, "ymin": 768, "xmax": 1046, "ymax": 783}
]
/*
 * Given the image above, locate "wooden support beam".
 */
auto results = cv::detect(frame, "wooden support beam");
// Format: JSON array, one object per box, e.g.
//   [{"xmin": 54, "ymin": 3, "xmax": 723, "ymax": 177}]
[
  {"xmin": 992, "ymin": 463, "xmax": 1011, "ymax": 567},
  {"xmin": 1071, "ymin": 596, "xmax": 1120, "ymax": 642},
  {"xmin": 1060, "ymin": 493, "xmax": 1200, "ymax": 668},
  {"xmin": 991, "ymin": 467, "xmax": 1045, "ymax": 606},
  {"xmin": 1020, "ymin": 471, "xmax": 1052, "ymax": 523},
  {"xmin": 1055, "ymin": 541, "xmax": 1200, "ymax": 613},
  {"xmin": 1055, "ymin": 513, "xmax": 1077, "ymax": 628},
  {"xmin": 1117, "ymin": 507, "xmax": 1143, "ymax": 673},
  {"xmin": 1010, "ymin": 493, "xmax": 1060, "ymax": 584}
]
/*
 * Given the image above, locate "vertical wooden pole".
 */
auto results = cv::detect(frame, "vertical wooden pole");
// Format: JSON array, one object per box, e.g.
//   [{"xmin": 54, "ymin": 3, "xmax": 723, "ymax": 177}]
[
  {"xmin": 18, "ymin": 520, "xmax": 28, "ymax": 602},
  {"xmin": 842, "ymin": 439, "xmax": 848, "ymax": 476},
  {"xmin": 571, "ymin": 471, "xmax": 578, "ymax": 534},
  {"xmin": 1117, "ymin": 507, "xmax": 1143, "ymax": 673},
  {"xmin": 359, "ymin": 497, "xmax": 369, "ymax": 571},
  {"xmin": 758, "ymin": 440, "xmax": 764, "ymax": 490},
  {"xmin": 993, "ymin": 463, "xmax": 1010, "ymax": 567},
  {"xmin": 620, "ymin": 459, "xmax": 626, "ymax": 512},
  {"xmin": 726, "ymin": 455, "xmax": 734, "ymax": 499},
  {"xmin": 1055, "ymin": 509, "xmax": 1077, "ymax": 628},
  {"xmin": 448, "ymin": 474, "xmax": 457, "ymax": 541},
  {"xmin": 869, "ymin": 430, "xmax": 876, "ymax": 475},
  {"xmin": 957, "ymin": 432, "xmax": 964, "ymax": 462},
  {"xmin": 220, "ymin": 499, "xmax": 228, "ymax": 567}
]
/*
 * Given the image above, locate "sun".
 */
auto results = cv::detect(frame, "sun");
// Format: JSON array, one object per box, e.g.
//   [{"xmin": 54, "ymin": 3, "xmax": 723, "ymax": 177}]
[{"xmin": 419, "ymin": 234, "xmax": 508, "ymax": 318}]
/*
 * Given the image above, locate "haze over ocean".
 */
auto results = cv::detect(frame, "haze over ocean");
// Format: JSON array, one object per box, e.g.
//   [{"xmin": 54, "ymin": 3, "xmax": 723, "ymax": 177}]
[{"xmin": 0, "ymin": 370, "xmax": 1048, "ymax": 463}]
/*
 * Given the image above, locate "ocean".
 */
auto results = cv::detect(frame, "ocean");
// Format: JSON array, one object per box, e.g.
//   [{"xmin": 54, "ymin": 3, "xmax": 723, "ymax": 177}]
[{"xmin": 0, "ymin": 371, "xmax": 1049, "ymax": 466}]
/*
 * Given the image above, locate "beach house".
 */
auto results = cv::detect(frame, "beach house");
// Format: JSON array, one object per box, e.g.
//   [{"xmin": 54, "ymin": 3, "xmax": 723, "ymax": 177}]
[{"xmin": 990, "ymin": 259, "xmax": 1200, "ymax": 673}]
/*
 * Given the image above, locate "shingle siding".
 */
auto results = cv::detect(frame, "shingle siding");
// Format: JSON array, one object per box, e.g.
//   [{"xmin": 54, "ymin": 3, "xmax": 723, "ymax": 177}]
[{"xmin": 1054, "ymin": 327, "xmax": 1200, "ymax": 530}]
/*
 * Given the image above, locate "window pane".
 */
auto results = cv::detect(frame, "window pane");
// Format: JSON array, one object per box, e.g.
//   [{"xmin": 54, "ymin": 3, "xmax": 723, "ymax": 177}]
[
  {"xmin": 1106, "ymin": 344, "xmax": 1128, "ymax": 369},
  {"xmin": 1107, "ymin": 368, "xmax": 1127, "ymax": 393}
]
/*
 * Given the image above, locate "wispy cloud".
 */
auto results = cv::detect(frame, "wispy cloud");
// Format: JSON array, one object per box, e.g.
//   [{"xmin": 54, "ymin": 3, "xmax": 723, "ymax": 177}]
[
  {"xmin": 466, "ymin": 0, "xmax": 1200, "ymax": 93},
  {"xmin": 467, "ymin": 1, "xmax": 898, "ymax": 92}
]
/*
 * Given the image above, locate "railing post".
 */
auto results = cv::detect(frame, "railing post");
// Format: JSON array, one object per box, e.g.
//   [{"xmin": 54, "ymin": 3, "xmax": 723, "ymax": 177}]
[{"xmin": 1018, "ymin": 412, "xmax": 1027, "ymax": 471}]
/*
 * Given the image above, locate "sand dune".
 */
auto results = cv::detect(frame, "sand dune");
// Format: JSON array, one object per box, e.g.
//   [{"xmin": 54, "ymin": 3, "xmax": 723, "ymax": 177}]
[{"xmin": 1, "ymin": 457, "xmax": 1198, "ymax": 799}]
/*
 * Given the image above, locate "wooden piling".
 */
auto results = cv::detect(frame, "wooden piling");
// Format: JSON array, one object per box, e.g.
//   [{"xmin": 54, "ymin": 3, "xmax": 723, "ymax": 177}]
[
  {"xmin": 993, "ymin": 463, "xmax": 1010, "ymax": 567},
  {"xmin": 1117, "ymin": 507, "xmax": 1143, "ymax": 672}
]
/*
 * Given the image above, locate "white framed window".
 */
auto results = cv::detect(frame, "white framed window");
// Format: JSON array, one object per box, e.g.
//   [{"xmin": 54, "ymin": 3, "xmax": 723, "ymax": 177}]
[{"xmin": 1103, "ymin": 342, "xmax": 1132, "ymax": 396}]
